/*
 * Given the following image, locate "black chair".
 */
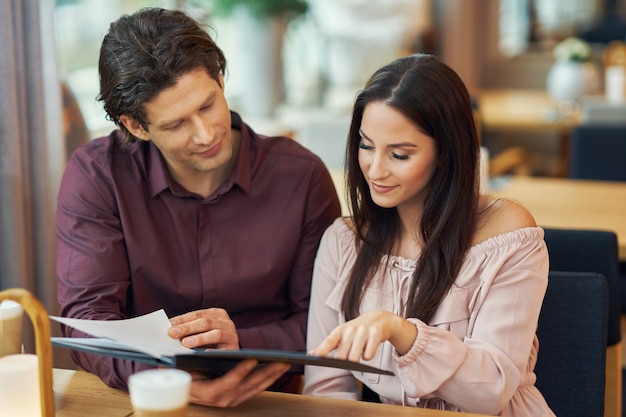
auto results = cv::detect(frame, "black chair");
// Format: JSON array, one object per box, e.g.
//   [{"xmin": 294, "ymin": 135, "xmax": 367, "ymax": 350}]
[
  {"xmin": 564, "ymin": 126, "xmax": 626, "ymax": 417},
  {"xmin": 543, "ymin": 228, "xmax": 620, "ymax": 344},
  {"xmin": 543, "ymin": 228, "xmax": 621, "ymax": 417},
  {"xmin": 535, "ymin": 271, "xmax": 608, "ymax": 417},
  {"xmin": 568, "ymin": 124, "xmax": 626, "ymax": 182},
  {"xmin": 567, "ymin": 124, "xmax": 626, "ymax": 320}
]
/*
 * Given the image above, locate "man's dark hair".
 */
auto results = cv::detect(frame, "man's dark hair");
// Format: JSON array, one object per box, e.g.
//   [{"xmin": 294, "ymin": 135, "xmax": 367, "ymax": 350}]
[{"xmin": 97, "ymin": 7, "xmax": 227, "ymax": 143}]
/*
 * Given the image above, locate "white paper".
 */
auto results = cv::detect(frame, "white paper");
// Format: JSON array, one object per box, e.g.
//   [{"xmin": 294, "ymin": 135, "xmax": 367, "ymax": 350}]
[{"xmin": 50, "ymin": 309, "xmax": 192, "ymax": 358}]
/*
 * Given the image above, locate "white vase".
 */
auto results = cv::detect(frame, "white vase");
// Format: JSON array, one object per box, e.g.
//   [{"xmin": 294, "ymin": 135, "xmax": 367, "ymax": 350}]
[
  {"xmin": 546, "ymin": 61, "xmax": 586, "ymax": 102},
  {"xmin": 233, "ymin": 7, "xmax": 286, "ymax": 118}
]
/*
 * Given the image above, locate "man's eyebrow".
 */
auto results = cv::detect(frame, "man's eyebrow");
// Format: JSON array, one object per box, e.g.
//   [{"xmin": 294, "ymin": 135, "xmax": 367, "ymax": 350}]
[
  {"xmin": 155, "ymin": 118, "xmax": 181, "ymax": 130},
  {"xmin": 152, "ymin": 92, "xmax": 217, "ymax": 129},
  {"xmin": 358, "ymin": 128, "xmax": 417, "ymax": 148}
]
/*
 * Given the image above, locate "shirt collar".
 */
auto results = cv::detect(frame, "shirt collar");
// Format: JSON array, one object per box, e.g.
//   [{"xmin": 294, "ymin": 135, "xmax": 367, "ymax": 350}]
[
  {"xmin": 227, "ymin": 111, "xmax": 253, "ymax": 195},
  {"xmin": 146, "ymin": 111, "xmax": 253, "ymax": 199}
]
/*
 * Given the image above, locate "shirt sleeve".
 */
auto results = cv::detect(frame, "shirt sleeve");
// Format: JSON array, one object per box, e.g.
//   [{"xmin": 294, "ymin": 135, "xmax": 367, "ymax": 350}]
[
  {"xmin": 393, "ymin": 232, "xmax": 549, "ymax": 415},
  {"xmin": 55, "ymin": 149, "xmax": 148, "ymax": 390},
  {"xmin": 302, "ymin": 219, "xmax": 360, "ymax": 400},
  {"xmin": 237, "ymin": 159, "xmax": 341, "ymax": 351}
]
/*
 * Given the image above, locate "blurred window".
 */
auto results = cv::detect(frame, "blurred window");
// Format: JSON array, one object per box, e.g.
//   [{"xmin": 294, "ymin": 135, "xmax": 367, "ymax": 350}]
[
  {"xmin": 55, "ymin": 0, "xmax": 175, "ymax": 136},
  {"xmin": 499, "ymin": 0, "xmax": 601, "ymax": 57}
]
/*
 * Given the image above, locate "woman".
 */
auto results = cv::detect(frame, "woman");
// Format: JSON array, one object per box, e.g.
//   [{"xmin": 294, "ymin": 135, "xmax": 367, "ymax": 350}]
[{"xmin": 303, "ymin": 54, "xmax": 554, "ymax": 416}]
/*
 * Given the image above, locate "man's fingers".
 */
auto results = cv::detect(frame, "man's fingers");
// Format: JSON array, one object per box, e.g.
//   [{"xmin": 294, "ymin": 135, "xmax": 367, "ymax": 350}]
[
  {"xmin": 189, "ymin": 360, "xmax": 258, "ymax": 406},
  {"xmin": 169, "ymin": 317, "xmax": 213, "ymax": 338},
  {"xmin": 188, "ymin": 360, "xmax": 290, "ymax": 408},
  {"xmin": 180, "ymin": 329, "xmax": 223, "ymax": 348},
  {"xmin": 169, "ymin": 308, "xmax": 229, "ymax": 326},
  {"xmin": 227, "ymin": 362, "xmax": 290, "ymax": 406},
  {"xmin": 168, "ymin": 313, "xmax": 238, "ymax": 348}
]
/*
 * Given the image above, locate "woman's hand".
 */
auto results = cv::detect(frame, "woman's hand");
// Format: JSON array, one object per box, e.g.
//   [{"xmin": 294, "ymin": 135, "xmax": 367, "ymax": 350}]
[
  {"xmin": 309, "ymin": 310, "xmax": 418, "ymax": 361},
  {"xmin": 168, "ymin": 308, "xmax": 239, "ymax": 350},
  {"xmin": 189, "ymin": 360, "xmax": 290, "ymax": 407}
]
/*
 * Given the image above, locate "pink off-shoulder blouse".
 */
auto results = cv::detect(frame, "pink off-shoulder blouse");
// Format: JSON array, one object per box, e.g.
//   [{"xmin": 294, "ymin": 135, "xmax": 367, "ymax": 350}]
[{"xmin": 304, "ymin": 218, "xmax": 555, "ymax": 417}]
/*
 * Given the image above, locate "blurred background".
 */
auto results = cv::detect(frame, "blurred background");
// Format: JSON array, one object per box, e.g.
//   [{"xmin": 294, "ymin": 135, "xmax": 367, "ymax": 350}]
[
  {"xmin": 2, "ymin": 0, "xmax": 626, "ymax": 382},
  {"xmin": 53, "ymin": 0, "xmax": 626, "ymax": 175}
]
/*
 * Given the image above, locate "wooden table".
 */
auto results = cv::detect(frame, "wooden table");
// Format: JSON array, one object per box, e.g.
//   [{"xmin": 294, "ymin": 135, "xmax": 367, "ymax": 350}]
[
  {"xmin": 52, "ymin": 368, "xmax": 490, "ymax": 417},
  {"xmin": 477, "ymin": 89, "xmax": 581, "ymax": 135},
  {"xmin": 491, "ymin": 175, "xmax": 626, "ymax": 261},
  {"xmin": 477, "ymin": 89, "xmax": 585, "ymax": 176}
]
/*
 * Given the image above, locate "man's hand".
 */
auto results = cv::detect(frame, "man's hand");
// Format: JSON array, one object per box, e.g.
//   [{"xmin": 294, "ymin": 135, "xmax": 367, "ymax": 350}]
[
  {"xmin": 168, "ymin": 308, "xmax": 239, "ymax": 350},
  {"xmin": 189, "ymin": 360, "xmax": 290, "ymax": 407}
]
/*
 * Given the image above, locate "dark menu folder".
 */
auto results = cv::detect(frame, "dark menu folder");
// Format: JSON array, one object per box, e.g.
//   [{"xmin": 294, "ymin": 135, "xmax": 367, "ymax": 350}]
[{"xmin": 50, "ymin": 309, "xmax": 394, "ymax": 376}]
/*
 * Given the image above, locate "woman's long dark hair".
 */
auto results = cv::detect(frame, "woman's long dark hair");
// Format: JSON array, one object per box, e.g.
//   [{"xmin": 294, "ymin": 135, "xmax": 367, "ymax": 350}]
[{"xmin": 341, "ymin": 54, "xmax": 480, "ymax": 323}]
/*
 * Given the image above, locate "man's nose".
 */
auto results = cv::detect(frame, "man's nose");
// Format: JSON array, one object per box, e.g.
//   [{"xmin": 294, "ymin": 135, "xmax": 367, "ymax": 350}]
[{"xmin": 190, "ymin": 117, "xmax": 213, "ymax": 144}]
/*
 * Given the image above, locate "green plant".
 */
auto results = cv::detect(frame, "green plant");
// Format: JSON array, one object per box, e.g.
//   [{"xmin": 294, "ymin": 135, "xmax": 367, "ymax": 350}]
[
  {"xmin": 553, "ymin": 37, "xmax": 591, "ymax": 63},
  {"xmin": 208, "ymin": 0, "xmax": 308, "ymax": 18}
]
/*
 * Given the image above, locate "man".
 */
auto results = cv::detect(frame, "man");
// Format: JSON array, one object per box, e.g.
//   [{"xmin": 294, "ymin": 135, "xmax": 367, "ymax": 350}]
[{"xmin": 55, "ymin": 7, "xmax": 341, "ymax": 407}]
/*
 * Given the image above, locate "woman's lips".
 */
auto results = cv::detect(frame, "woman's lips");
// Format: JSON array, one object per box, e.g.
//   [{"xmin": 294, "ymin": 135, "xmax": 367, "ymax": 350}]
[{"xmin": 371, "ymin": 182, "xmax": 396, "ymax": 194}]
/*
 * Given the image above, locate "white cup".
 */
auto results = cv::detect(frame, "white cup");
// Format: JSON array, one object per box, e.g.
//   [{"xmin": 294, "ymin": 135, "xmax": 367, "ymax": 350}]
[
  {"xmin": 129, "ymin": 369, "xmax": 191, "ymax": 417},
  {"xmin": 0, "ymin": 354, "xmax": 41, "ymax": 417},
  {"xmin": 0, "ymin": 300, "xmax": 24, "ymax": 358}
]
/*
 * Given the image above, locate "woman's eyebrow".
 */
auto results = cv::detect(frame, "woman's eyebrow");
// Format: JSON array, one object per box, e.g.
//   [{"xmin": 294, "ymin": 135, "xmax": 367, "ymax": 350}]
[
  {"xmin": 358, "ymin": 128, "xmax": 372, "ymax": 142},
  {"xmin": 389, "ymin": 142, "xmax": 417, "ymax": 149},
  {"xmin": 359, "ymin": 129, "xmax": 416, "ymax": 148}
]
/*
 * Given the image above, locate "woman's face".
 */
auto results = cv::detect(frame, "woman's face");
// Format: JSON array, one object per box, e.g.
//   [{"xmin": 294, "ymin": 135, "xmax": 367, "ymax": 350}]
[{"xmin": 358, "ymin": 101, "xmax": 437, "ymax": 211}]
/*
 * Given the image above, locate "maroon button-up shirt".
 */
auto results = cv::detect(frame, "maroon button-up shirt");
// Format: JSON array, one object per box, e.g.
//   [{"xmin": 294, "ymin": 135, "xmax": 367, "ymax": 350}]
[{"xmin": 56, "ymin": 112, "xmax": 341, "ymax": 389}]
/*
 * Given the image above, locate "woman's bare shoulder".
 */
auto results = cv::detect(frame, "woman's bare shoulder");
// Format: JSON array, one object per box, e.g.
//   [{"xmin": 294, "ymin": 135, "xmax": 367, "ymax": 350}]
[
  {"xmin": 340, "ymin": 217, "xmax": 358, "ymax": 233},
  {"xmin": 473, "ymin": 196, "xmax": 537, "ymax": 245}
]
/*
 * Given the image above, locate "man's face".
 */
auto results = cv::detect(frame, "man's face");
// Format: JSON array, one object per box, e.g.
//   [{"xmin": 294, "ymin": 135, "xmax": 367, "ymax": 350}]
[{"xmin": 122, "ymin": 68, "xmax": 235, "ymax": 191}]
